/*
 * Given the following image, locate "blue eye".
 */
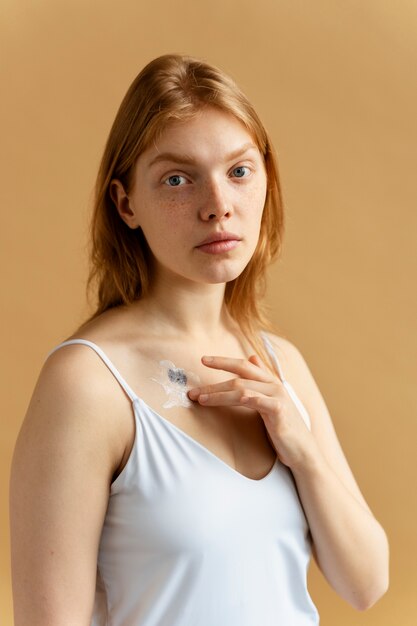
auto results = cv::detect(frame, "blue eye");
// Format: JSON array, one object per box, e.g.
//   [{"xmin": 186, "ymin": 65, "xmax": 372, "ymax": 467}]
[
  {"xmin": 232, "ymin": 166, "xmax": 250, "ymax": 178},
  {"xmin": 164, "ymin": 175, "xmax": 186, "ymax": 187}
]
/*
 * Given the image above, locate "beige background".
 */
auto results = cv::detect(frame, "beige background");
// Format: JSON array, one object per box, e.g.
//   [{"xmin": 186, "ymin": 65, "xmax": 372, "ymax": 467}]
[{"xmin": 1, "ymin": 1, "xmax": 416, "ymax": 624}]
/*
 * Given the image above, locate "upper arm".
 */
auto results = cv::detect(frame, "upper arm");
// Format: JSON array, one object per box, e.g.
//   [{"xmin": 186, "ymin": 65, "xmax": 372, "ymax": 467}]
[
  {"xmin": 9, "ymin": 347, "xmax": 125, "ymax": 625},
  {"xmin": 268, "ymin": 334, "xmax": 374, "ymax": 517}
]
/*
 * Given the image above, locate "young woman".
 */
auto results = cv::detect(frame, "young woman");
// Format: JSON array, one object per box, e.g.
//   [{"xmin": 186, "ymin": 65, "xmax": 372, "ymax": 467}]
[{"xmin": 10, "ymin": 53, "xmax": 389, "ymax": 625}]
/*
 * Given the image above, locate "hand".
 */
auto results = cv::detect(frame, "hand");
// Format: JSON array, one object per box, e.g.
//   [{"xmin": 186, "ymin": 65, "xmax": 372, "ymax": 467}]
[{"xmin": 187, "ymin": 354, "xmax": 320, "ymax": 471}]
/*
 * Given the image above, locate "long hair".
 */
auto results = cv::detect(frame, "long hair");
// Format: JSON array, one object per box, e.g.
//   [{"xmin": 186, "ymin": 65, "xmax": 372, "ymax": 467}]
[{"xmin": 78, "ymin": 53, "xmax": 286, "ymax": 370}]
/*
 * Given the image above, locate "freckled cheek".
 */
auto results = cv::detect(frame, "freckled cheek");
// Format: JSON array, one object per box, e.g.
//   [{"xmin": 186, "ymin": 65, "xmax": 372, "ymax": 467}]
[
  {"xmin": 160, "ymin": 196, "xmax": 191, "ymax": 217},
  {"xmin": 240, "ymin": 184, "xmax": 267, "ymax": 221},
  {"xmin": 143, "ymin": 198, "xmax": 193, "ymax": 246},
  {"xmin": 154, "ymin": 199, "xmax": 194, "ymax": 238}
]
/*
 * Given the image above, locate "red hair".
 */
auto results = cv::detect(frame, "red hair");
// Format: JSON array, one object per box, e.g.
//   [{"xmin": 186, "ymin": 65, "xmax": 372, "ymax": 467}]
[{"xmin": 79, "ymin": 54, "xmax": 286, "ymax": 369}]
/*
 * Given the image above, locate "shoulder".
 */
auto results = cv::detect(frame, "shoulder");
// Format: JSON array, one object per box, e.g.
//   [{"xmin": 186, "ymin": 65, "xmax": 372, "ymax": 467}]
[
  {"xmin": 42, "ymin": 335, "xmax": 133, "ymax": 423},
  {"xmin": 262, "ymin": 331, "xmax": 308, "ymax": 382},
  {"xmin": 17, "ymin": 340, "xmax": 130, "ymax": 483},
  {"xmin": 261, "ymin": 331, "xmax": 323, "ymax": 419},
  {"xmin": 14, "ymin": 343, "xmax": 118, "ymax": 477},
  {"xmin": 70, "ymin": 303, "xmax": 136, "ymax": 343}
]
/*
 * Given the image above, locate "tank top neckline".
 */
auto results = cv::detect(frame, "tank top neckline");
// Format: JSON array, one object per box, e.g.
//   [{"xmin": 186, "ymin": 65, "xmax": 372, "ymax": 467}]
[
  {"xmin": 132, "ymin": 394, "xmax": 279, "ymax": 484},
  {"xmin": 46, "ymin": 331, "xmax": 288, "ymax": 484}
]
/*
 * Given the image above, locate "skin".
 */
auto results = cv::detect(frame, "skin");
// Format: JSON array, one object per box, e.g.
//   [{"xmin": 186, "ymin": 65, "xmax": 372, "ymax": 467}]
[
  {"xmin": 187, "ymin": 353, "xmax": 318, "ymax": 471},
  {"xmin": 112, "ymin": 107, "xmax": 268, "ymax": 291},
  {"xmin": 10, "ymin": 106, "xmax": 389, "ymax": 624}
]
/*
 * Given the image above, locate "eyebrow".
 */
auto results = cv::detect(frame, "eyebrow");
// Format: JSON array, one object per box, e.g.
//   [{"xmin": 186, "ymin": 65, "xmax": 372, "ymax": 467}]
[{"xmin": 147, "ymin": 142, "xmax": 259, "ymax": 169}]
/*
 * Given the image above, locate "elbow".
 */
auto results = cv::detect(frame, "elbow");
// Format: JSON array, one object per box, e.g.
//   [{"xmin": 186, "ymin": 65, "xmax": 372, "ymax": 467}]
[
  {"xmin": 354, "ymin": 573, "xmax": 390, "ymax": 611},
  {"xmin": 356, "ymin": 527, "xmax": 390, "ymax": 611},
  {"xmin": 356, "ymin": 583, "xmax": 389, "ymax": 611}
]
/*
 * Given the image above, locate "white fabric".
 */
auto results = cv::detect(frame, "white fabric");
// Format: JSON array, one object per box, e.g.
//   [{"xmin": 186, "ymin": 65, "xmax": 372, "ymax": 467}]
[{"xmin": 47, "ymin": 334, "xmax": 320, "ymax": 625}]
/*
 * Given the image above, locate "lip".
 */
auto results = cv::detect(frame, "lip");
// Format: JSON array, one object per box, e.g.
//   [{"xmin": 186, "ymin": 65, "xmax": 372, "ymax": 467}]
[
  {"xmin": 196, "ymin": 239, "xmax": 240, "ymax": 254},
  {"xmin": 195, "ymin": 231, "xmax": 241, "ymax": 247}
]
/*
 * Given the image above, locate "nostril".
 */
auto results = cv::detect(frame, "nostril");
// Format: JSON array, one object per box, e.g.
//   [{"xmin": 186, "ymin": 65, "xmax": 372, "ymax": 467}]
[{"xmin": 201, "ymin": 198, "xmax": 232, "ymax": 220}]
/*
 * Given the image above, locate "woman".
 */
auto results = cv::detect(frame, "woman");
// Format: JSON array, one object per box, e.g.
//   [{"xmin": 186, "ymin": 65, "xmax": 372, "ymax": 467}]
[{"xmin": 10, "ymin": 53, "xmax": 389, "ymax": 625}]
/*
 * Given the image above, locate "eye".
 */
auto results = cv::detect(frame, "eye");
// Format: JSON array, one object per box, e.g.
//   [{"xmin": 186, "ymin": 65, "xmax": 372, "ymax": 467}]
[
  {"xmin": 163, "ymin": 174, "xmax": 187, "ymax": 187},
  {"xmin": 231, "ymin": 165, "xmax": 251, "ymax": 179}
]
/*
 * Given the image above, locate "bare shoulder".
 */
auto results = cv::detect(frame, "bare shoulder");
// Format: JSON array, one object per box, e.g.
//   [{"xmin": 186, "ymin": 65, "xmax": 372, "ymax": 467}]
[
  {"xmin": 267, "ymin": 333, "xmax": 296, "ymax": 355},
  {"xmin": 263, "ymin": 329, "xmax": 336, "ymax": 427},
  {"xmin": 68, "ymin": 303, "xmax": 137, "ymax": 346},
  {"xmin": 16, "ymin": 341, "xmax": 131, "ymax": 486},
  {"xmin": 263, "ymin": 331, "xmax": 336, "ymax": 426},
  {"xmin": 262, "ymin": 331, "xmax": 307, "ymax": 382}
]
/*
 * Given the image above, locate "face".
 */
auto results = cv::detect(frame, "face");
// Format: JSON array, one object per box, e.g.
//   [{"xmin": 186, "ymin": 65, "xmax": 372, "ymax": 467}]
[{"xmin": 111, "ymin": 106, "xmax": 268, "ymax": 287}]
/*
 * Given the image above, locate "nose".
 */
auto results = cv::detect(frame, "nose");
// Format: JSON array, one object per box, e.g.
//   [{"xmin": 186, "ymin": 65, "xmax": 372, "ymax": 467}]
[{"xmin": 198, "ymin": 178, "xmax": 233, "ymax": 221}]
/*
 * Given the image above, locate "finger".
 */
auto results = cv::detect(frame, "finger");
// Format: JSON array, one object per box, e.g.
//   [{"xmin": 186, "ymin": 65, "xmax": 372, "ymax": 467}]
[
  {"xmin": 240, "ymin": 393, "xmax": 281, "ymax": 412},
  {"xmin": 242, "ymin": 394, "xmax": 309, "ymax": 430},
  {"xmin": 201, "ymin": 355, "xmax": 275, "ymax": 382},
  {"xmin": 248, "ymin": 354, "xmax": 268, "ymax": 370},
  {"xmin": 195, "ymin": 388, "xmax": 256, "ymax": 407},
  {"xmin": 188, "ymin": 378, "xmax": 280, "ymax": 400}
]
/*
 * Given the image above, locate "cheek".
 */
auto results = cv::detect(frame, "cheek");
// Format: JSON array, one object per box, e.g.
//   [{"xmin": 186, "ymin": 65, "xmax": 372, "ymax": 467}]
[
  {"xmin": 242, "ymin": 181, "xmax": 267, "ymax": 222},
  {"xmin": 159, "ymin": 195, "xmax": 191, "ymax": 218},
  {"xmin": 140, "ymin": 197, "xmax": 193, "ymax": 249}
]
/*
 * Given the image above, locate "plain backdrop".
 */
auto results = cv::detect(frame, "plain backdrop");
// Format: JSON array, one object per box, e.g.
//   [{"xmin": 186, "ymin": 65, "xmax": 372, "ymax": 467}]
[{"xmin": 1, "ymin": 1, "xmax": 416, "ymax": 624}]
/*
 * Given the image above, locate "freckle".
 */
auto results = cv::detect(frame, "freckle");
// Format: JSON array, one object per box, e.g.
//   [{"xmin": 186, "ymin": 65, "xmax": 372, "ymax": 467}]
[{"xmin": 165, "ymin": 198, "xmax": 188, "ymax": 211}]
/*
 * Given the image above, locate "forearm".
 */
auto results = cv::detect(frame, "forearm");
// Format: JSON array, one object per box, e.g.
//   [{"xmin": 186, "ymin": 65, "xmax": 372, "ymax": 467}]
[{"xmin": 291, "ymin": 446, "xmax": 389, "ymax": 610}]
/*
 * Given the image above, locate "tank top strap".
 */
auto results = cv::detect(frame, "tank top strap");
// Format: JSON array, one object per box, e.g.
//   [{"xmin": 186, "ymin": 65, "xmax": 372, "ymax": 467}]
[
  {"xmin": 260, "ymin": 331, "xmax": 287, "ymax": 383},
  {"xmin": 46, "ymin": 339, "xmax": 138, "ymax": 403},
  {"xmin": 260, "ymin": 331, "xmax": 312, "ymax": 431}
]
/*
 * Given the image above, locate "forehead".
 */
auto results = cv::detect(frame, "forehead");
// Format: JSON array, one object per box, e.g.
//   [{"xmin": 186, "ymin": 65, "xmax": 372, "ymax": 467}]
[{"xmin": 139, "ymin": 108, "xmax": 260, "ymax": 166}]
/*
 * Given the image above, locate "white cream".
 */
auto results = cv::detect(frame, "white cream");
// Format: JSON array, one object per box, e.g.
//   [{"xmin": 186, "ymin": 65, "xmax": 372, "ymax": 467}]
[{"xmin": 150, "ymin": 360, "xmax": 201, "ymax": 408}]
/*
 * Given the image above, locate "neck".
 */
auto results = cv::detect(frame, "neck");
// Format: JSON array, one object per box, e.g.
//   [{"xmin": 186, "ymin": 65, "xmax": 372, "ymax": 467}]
[{"xmin": 133, "ymin": 275, "xmax": 238, "ymax": 343}]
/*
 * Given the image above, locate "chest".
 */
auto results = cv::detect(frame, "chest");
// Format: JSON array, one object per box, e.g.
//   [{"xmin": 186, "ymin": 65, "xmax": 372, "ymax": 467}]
[
  {"xmin": 116, "ymin": 351, "xmax": 277, "ymax": 481},
  {"xmin": 109, "ymin": 456, "xmax": 309, "ymax": 550}
]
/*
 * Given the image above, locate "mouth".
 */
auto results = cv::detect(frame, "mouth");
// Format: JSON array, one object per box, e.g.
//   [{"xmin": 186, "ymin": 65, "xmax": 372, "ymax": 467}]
[
  {"xmin": 195, "ymin": 231, "xmax": 241, "ymax": 247},
  {"xmin": 195, "ymin": 238, "xmax": 241, "ymax": 254}
]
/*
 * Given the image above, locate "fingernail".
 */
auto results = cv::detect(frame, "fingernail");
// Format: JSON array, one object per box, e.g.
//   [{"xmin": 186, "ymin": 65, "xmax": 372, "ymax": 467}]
[
  {"xmin": 202, "ymin": 356, "xmax": 213, "ymax": 362},
  {"xmin": 199, "ymin": 394, "xmax": 209, "ymax": 402}
]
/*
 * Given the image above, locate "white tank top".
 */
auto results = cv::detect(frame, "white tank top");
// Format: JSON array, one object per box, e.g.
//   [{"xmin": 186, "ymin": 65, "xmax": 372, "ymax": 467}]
[{"xmin": 47, "ymin": 332, "xmax": 320, "ymax": 625}]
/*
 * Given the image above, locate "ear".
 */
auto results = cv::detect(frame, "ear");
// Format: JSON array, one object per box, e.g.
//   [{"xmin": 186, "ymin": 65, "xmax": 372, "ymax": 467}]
[{"xmin": 109, "ymin": 179, "xmax": 140, "ymax": 229}]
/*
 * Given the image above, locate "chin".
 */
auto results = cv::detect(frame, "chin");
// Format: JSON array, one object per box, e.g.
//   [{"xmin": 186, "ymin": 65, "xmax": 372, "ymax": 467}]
[{"xmin": 196, "ymin": 261, "xmax": 250, "ymax": 285}]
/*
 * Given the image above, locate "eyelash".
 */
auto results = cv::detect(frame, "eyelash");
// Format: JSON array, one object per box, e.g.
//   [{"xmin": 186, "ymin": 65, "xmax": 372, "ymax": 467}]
[{"xmin": 162, "ymin": 165, "xmax": 252, "ymax": 187}]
